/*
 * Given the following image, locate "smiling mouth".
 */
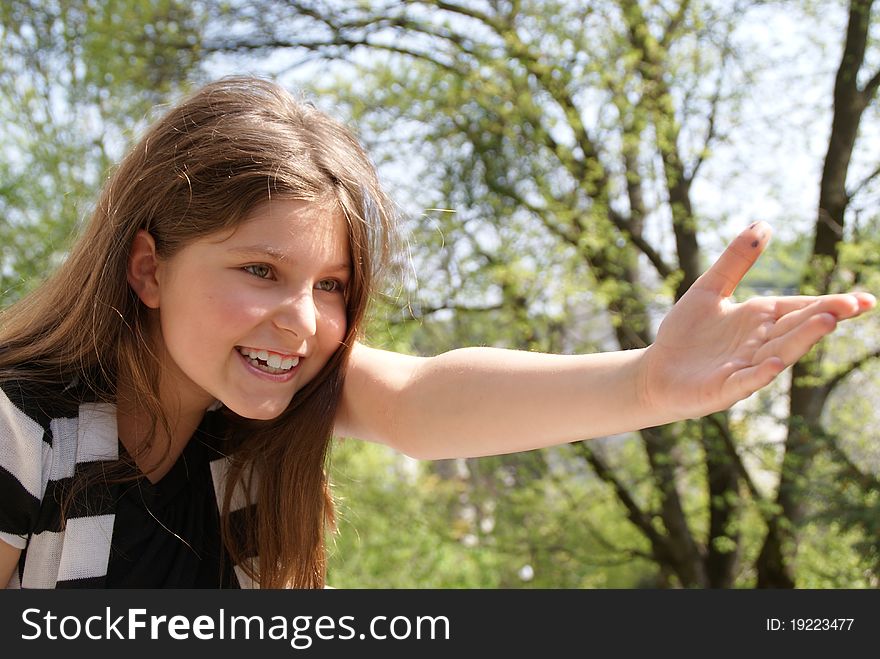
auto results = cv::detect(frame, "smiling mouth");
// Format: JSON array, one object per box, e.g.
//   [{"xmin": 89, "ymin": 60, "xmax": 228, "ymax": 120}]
[{"xmin": 236, "ymin": 347, "xmax": 300, "ymax": 374}]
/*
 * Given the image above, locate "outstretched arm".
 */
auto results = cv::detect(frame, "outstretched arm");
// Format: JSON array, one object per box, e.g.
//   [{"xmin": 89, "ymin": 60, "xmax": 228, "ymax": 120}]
[{"xmin": 334, "ymin": 222, "xmax": 875, "ymax": 459}]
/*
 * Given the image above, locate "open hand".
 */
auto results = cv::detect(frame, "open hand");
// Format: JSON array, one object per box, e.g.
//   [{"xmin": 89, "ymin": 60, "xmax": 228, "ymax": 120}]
[{"xmin": 639, "ymin": 222, "xmax": 876, "ymax": 420}]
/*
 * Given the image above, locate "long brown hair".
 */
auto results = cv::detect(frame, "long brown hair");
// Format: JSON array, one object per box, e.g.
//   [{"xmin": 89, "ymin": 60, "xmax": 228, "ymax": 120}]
[{"xmin": 0, "ymin": 76, "xmax": 396, "ymax": 588}]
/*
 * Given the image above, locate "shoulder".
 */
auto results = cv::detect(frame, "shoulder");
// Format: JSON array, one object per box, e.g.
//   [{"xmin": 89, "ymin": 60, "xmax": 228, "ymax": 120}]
[
  {"xmin": 0, "ymin": 375, "xmax": 82, "ymax": 550},
  {"xmin": 1, "ymin": 376, "xmax": 81, "ymax": 431},
  {"xmin": 0, "ymin": 373, "xmax": 83, "ymax": 482},
  {"xmin": 0, "ymin": 372, "xmax": 110, "ymax": 551},
  {"xmin": 335, "ymin": 342, "xmax": 425, "ymax": 443}
]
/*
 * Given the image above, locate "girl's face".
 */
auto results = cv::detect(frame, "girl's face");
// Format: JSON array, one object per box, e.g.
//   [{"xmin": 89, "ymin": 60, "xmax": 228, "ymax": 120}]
[{"xmin": 149, "ymin": 199, "xmax": 351, "ymax": 420}]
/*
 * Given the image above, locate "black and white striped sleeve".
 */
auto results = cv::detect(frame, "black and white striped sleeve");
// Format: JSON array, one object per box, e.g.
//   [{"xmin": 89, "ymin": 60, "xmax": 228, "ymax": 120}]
[{"xmin": 0, "ymin": 384, "xmax": 50, "ymax": 550}]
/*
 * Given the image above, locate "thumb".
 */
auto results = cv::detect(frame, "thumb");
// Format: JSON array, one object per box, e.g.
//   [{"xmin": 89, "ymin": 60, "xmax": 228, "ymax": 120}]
[{"xmin": 692, "ymin": 221, "xmax": 772, "ymax": 298}]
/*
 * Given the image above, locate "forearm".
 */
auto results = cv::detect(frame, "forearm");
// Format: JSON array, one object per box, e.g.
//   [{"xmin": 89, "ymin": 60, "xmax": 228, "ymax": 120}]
[{"xmin": 390, "ymin": 346, "xmax": 670, "ymax": 459}]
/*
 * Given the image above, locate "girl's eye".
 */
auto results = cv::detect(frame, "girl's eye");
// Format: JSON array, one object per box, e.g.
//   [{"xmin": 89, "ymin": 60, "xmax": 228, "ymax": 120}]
[
  {"xmin": 243, "ymin": 264, "xmax": 273, "ymax": 279},
  {"xmin": 315, "ymin": 279, "xmax": 343, "ymax": 293}
]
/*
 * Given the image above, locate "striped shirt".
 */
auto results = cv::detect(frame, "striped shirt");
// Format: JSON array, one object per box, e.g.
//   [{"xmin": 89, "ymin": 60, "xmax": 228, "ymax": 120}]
[{"xmin": 0, "ymin": 376, "xmax": 258, "ymax": 588}]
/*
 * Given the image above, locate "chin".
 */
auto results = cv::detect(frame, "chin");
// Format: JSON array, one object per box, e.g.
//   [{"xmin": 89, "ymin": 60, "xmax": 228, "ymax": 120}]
[{"xmin": 223, "ymin": 400, "xmax": 290, "ymax": 421}]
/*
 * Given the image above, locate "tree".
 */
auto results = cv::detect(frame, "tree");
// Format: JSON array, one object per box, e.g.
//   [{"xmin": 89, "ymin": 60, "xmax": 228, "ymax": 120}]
[
  {"xmin": 756, "ymin": 0, "xmax": 880, "ymax": 587},
  {"xmin": 206, "ymin": 0, "xmax": 880, "ymax": 587},
  {"xmin": 0, "ymin": 0, "xmax": 202, "ymax": 304}
]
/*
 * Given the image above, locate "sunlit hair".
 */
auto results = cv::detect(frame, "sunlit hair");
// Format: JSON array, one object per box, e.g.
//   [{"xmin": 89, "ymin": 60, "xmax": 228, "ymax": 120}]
[{"xmin": 0, "ymin": 76, "xmax": 396, "ymax": 588}]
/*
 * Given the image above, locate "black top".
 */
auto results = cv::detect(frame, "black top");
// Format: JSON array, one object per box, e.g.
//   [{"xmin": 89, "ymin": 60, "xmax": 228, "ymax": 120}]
[{"xmin": 106, "ymin": 418, "xmax": 240, "ymax": 588}]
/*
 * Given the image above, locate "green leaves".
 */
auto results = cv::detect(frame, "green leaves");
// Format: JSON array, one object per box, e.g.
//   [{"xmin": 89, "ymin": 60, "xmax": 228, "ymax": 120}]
[{"xmin": 0, "ymin": 0, "xmax": 201, "ymax": 305}]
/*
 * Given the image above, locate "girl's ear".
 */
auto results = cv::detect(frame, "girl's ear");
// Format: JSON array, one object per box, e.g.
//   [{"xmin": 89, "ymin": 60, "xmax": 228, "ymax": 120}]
[{"xmin": 127, "ymin": 230, "xmax": 161, "ymax": 309}]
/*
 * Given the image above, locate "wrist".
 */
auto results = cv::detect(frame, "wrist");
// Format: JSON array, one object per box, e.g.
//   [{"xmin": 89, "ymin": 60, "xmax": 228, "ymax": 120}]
[{"xmin": 633, "ymin": 344, "xmax": 678, "ymax": 429}]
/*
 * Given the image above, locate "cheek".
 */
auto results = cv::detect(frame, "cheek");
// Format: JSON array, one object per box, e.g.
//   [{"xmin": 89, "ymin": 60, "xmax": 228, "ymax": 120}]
[
  {"xmin": 319, "ymin": 301, "xmax": 348, "ymax": 347},
  {"xmin": 214, "ymin": 290, "xmax": 272, "ymax": 327},
  {"xmin": 162, "ymin": 286, "xmax": 262, "ymax": 355}
]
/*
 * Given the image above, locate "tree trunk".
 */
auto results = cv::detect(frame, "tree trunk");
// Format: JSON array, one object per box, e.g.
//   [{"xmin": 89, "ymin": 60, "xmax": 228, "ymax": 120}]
[{"xmin": 756, "ymin": 0, "xmax": 875, "ymax": 588}]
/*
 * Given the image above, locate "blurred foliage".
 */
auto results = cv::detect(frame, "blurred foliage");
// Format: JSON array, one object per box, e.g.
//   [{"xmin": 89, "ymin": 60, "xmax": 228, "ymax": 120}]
[
  {"xmin": 0, "ymin": 0, "xmax": 203, "ymax": 304},
  {"xmin": 327, "ymin": 438, "xmax": 657, "ymax": 587}
]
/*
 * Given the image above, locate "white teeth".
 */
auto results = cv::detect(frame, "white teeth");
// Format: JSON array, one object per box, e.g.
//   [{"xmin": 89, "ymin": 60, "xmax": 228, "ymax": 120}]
[{"xmin": 237, "ymin": 347, "xmax": 300, "ymax": 374}]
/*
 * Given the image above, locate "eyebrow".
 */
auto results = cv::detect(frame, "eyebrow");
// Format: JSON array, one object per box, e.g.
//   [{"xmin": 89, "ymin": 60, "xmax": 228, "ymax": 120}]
[{"xmin": 229, "ymin": 245, "xmax": 351, "ymax": 272}]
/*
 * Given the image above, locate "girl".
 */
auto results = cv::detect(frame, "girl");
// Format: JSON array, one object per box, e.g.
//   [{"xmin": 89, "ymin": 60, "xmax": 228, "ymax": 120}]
[{"xmin": 0, "ymin": 76, "xmax": 874, "ymax": 589}]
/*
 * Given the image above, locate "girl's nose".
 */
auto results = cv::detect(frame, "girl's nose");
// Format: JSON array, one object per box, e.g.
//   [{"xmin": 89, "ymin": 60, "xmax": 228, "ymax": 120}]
[{"xmin": 274, "ymin": 290, "xmax": 318, "ymax": 338}]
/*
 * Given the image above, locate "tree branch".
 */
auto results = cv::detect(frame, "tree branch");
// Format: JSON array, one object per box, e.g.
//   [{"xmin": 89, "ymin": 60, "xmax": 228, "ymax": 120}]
[
  {"xmin": 660, "ymin": 0, "xmax": 692, "ymax": 50},
  {"xmin": 204, "ymin": 35, "xmax": 464, "ymax": 75},
  {"xmin": 846, "ymin": 161, "xmax": 880, "ymax": 201},
  {"xmin": 688, "ymin": 26, "xmax": 732, "ymax": 182},
  {"xmin": 860, "ymin": 66, "xmax": 880, "ymax": 103},
  {"xmin": 543, "ymin": 464, "xmax": 654, "ymax": 561},
  {"xmin": 407, "ymin": 302, "xmax": 505, "ymax": 318},
  {"xmin": 822, "ymin": 347, "xmax": 880, "ymax": 395},
  {"xmin": 829, "ymin": 444, "xmax": 880, "ymax": 492},
  {"xmin": 431, "ymin": 0, "xmax": 502, "ymax": 31},
  {"xmin": 618, "ymin": 0, "xmax": 701, "ymax": 297},
  {"xmin": 572, "ymin": 441, "xmax": 669, "ymax": 550},
  {"xmin": 704, "ymin": 413, "xmax": 770, "ymax": 508},
  {"xmin": 608, "ymin": 210, "xmax": 675, "ymax": 280}
]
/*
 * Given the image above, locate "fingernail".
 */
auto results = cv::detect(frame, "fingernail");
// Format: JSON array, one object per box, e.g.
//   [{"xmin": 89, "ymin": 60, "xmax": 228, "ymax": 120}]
[{"xmin": 858, "ymin": 293, "xmax": 877, "ymax": 309}]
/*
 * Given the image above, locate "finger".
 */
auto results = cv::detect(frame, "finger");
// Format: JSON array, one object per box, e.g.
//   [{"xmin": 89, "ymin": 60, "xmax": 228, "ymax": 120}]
[
  {"xmin": 754, "ymin": 312, "xmax": 838, "ymax": 366},
  {"xmin": 767, "ymin": 296, "xmax": 818, "ymax": 319},
  {"xmin": 722, "ymin": 356, "xmax": 785, "ymax": 407},
  {"xmin": 767, "ymin": 295, "xmax": 860, "ymax": 341},
  {"xmin": 693, "ymin": 221, "xmax": 772, "ymax": 298},
  {"xmin": 750, "ymin": 292, "xmax": 875, "ymax": 320},
  {"xmin": 852, "ymin": 291, "xmax": 877, "ymax": 311}
]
